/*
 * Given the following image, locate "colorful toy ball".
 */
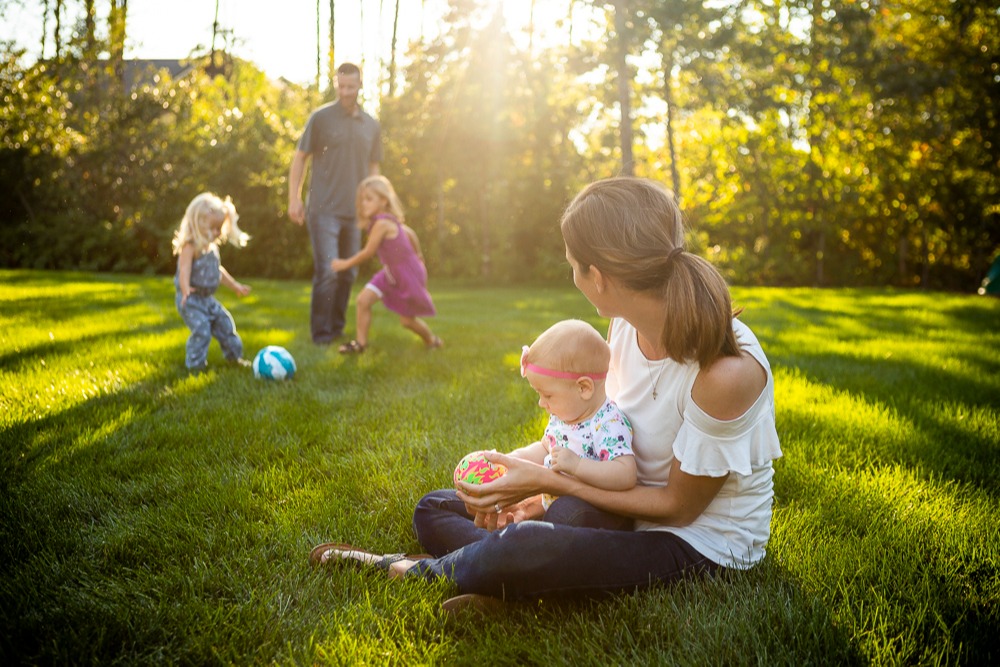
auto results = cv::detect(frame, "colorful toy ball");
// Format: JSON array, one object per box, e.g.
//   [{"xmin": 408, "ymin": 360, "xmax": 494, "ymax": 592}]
[
  {"xmin": 454, "ymin": 451, "xmax": 507, "ymax": 486},
  {"xmin": 252, "ymin": 346, "xmax": 296, "ymax": 380}
]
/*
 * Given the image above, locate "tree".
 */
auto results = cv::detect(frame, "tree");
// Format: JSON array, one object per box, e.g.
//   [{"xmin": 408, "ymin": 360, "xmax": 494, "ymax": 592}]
[
  {"xmin": 387, "ymin": 0, "xmax": 400, "ymax": 98},
  {"xmin": 611, "ymin": 0, "xmax": 635, "ymax": 175}
]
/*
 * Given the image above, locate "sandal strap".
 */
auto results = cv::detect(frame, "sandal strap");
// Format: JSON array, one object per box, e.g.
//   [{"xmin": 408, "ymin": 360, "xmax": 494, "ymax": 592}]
[
  {"xmin": 338, "ymin": 340, "xmax": 366, "ymax": 354},
  {"xmin": 373, "ymin": 553, "xmax": 410, "ymax": 571}
]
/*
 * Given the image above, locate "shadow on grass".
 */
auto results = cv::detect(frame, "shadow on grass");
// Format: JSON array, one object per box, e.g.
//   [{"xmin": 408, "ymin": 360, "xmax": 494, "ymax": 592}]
[
  {"xmin": 0, "ymin": 361, "xmax": 259, "ymax": 661},
  {"xmin": 772, "ymin": 460, "xmax": 1000, "ymax": 664},
  {"xmin": 742, "ymin": 291, "xmax": 1000, "ymax": 490},
  {"xmin": 778, "ymin": 349, "xmax": 1000, "ymax": 489},
  {"xmin": 0, "ymin": 319, "xmax": 178, "ymax": 373}
]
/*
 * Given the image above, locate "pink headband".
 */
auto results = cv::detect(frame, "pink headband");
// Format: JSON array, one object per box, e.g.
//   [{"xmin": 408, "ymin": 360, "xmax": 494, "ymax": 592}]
[{"xmin": 520, "ymin": 346, "xmax": 607, "ymax": 381}]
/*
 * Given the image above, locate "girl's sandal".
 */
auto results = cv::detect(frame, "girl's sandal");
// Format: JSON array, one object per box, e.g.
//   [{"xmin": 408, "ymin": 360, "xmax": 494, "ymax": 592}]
[{"xmin": 338, "ymin": 340, "xmax": 366, "ymax": 354}]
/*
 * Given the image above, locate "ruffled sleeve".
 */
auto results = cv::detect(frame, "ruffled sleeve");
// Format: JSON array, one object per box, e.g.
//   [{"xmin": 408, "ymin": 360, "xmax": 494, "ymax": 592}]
[{"xmin": 673, "ymin": 377, "xmax": 782, "ymax": 478}]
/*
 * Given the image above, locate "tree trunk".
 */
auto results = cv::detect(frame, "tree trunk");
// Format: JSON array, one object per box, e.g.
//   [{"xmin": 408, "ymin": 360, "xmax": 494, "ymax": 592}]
[
  {"xmin": 54, "ymin": 0, "xmax": 63, "ymax": 58},
  {"xmin": 316, "ymin": 0, "xmax": 322, "ymax": 91},
  {"xmin": 808, "ymin": 0, "xmax": 825, "ymax": 286},
  {"xmin": 84, "ymin": 0, "xmax": 97, "ymax": 58},
  {"xmin": 329, "ymin": 0, "xmax": 336, "ymax": 92},
  {"xmin": 612, "ymin": 0, "xmax": 634, "ymax": 176},
  {"xmin": 40, "ymin": 0, "xmax": 49, "ymax": 59},
  {"xmin": 109, "ymin": 0, "xmax": 128, "ymax": 84},
  {"xmin": 388, "ymin": 0, "xmax": 400, "ymax": 98},
  {"xmin": 211, "ymin": 0, "xmax": 220, "ymax": 67},
  {"xmin": 661, "ymin": 51, "xmax": 681, "ymax": 204},
  {"xmin": 528, "ymin": 0, "xmax": 536, "ymax": 56},
  {"xmin": 897, "ymin": 233, "xmax": 908, "ymax": 283},
  {"xmin": 921, "ymin": 229, "xmax": 930, "ymax": 289}
]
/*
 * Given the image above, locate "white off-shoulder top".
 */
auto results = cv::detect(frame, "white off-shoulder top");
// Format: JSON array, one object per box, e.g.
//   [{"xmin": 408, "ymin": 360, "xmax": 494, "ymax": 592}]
[{"xmin": 606, "ymin": 317, "xmax": 783, "ymax": 569}]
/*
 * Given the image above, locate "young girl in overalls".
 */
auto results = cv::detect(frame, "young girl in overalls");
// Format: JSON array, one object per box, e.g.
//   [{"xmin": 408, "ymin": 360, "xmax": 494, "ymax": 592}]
[
  {"xmin": 172, "ymin": 192, "xmax": 252, "ymax": 371},
  {"xmin": 331, "ymin": 175, "xmax": 442, "ymax": 353}
]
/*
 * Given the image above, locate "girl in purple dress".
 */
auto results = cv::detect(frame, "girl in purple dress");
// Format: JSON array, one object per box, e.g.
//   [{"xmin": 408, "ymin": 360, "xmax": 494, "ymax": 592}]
[{"xmin": 331, "ymin": 175, "xmax": 442, "ymax": 353}]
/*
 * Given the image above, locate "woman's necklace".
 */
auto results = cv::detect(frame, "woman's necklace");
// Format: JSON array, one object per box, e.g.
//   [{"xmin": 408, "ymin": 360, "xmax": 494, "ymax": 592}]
[
  {"xmin": 645, "ymin": 356, "xmax": 667, "ymax": 400},
  {"xmin": 641, "ymin": 337, "xmax": 667, "ymax": 400}
]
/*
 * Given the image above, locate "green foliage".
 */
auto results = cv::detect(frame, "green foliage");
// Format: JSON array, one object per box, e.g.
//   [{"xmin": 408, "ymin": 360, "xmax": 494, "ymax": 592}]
[
  {"xmin": 1, "ymin": 270, "xmax": 998, "ymax": 664},
  {"xmin": 0, "ymin": 47, "xmax": 314, "ymax": 279},
  {"xmin": 1, "ymin": 1, "xmax": 998, "ymax": 288}
]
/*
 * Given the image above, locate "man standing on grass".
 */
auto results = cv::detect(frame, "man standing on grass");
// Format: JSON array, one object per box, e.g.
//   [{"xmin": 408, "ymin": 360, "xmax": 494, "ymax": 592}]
[{"xmin": 288, "ymin": 62, "xmax": 382, "ymax": 345}]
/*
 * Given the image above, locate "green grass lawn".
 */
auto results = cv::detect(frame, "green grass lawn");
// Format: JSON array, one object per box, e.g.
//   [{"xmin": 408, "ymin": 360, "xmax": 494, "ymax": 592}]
[{"xmin": 2, "ymin": 269, "xmax": 998, "ymax": 665}]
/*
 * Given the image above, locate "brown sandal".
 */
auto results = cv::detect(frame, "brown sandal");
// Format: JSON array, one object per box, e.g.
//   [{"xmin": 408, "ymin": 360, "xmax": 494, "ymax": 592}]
[
  {"xmin": 338, "ymin": 340, "xmax": 366, "ymax": 354},
  {"xmin": 309, "ymin": 542, "xmax": 431, "ymax": 570}
]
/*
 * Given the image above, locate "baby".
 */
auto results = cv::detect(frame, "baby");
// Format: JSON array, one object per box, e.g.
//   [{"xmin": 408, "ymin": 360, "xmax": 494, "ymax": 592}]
[{"xmin": 508, "ymin": 319, "xmax": 636, "ymax": 523}]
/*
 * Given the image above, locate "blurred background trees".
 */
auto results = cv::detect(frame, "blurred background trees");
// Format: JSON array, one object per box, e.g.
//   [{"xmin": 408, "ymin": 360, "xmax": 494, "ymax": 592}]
[{"xmin": 1, "ymin": 0, "xmax": 997, "ymax": 290}]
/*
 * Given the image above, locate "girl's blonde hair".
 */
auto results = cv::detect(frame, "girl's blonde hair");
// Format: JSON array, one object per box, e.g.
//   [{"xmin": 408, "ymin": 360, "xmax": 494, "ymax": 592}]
[
  {"xmin": 171, "ymin": 193, "xmax": 249, "ymax": 255},
  {"xmin": 356, "ymin": 175, "xmax": 405, "ymax": 229},
  {"xmin": 523, "ymin": 319, "xmax": 610, "ymax": 377},
  {"xmin": 560, "ymin": 177, "xmax": 741, "ymax": 368}
]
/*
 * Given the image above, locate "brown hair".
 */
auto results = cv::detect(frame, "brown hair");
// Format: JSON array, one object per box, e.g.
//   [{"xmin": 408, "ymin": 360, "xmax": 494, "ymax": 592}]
[
  {"xmin": 336, "ymin": 62, "xmax": 361, "ymax": 78},
  {"xmin": 560, "ymin": 177, "xmax": 741, "ymax": 368}
]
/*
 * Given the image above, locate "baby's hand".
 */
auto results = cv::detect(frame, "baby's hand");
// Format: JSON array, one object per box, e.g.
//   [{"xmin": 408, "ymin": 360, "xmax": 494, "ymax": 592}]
[
  {"xmin": 235, "ymin": 283, "xmax": 251, "ymax": 297},
  {"xmin": 331, "ymin": 258, "xmax": 348, "ymax": 273},
  {"xmin": 548, "ymin": 445, "xmax": 581, "ymax": 475}
]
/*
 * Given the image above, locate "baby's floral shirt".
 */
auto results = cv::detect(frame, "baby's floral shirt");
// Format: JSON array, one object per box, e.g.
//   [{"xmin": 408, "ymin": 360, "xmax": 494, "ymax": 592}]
[
  {"xmin": 540, "ymin": 398, "xmax": 633, "ymax": 509},
  {"xmin": 542, "ymin": 398, "xmax": 633, "ymax": 463}
]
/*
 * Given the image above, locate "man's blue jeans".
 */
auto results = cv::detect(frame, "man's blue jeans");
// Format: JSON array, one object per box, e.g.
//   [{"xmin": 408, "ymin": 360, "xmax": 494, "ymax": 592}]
[
  {"xmin": 409, "ymin": 489, "xmax": 721, "ymax": 600},
  {"xmin": 308, "ymin": 213, "xmax": 359, "ymax": 343}
]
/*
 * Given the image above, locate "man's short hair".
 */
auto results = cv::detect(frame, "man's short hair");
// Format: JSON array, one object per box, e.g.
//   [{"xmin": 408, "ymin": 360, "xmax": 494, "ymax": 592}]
[{"xmin": 337, "ymin": 63, "xmax": 361, "ymax": 78}]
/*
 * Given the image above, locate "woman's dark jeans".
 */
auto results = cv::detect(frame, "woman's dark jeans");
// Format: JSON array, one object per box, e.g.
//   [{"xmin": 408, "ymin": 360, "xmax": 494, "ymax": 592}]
[{"xmin": 409, "ymin": 489, "xmax": 721, "ymax": 600}]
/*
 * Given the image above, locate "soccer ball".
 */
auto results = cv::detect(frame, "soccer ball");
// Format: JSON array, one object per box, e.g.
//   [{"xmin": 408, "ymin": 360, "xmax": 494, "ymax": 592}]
[
  {"xmin": 453, "ymin": 451, "xmax": 507, "ymax": 486},
  {"xmin": 253, "ymin": 345, "xmax": 296, "ymax": 380}
]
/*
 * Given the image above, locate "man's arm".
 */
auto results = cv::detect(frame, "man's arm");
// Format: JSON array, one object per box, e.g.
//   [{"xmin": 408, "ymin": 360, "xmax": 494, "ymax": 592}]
[{"xmin": 288, "ymin": 150, "xmax": 309, "ymax": 225}]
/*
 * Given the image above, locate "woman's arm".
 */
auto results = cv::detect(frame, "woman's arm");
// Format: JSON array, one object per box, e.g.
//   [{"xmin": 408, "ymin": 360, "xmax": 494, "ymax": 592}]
[
  {"xmin": 331, "ymin": 218, "xmax": 392, "ymax": 272},
  {"xmin": 459, "ymin": 454, "xmax": 725, "ymax": 527},
  {"xmin": 692, "ymin": 352, "xmax": 767, "ymax": 420},
  {"xmin": 560, "ymin": 459, "xmax": 726, "ymax": 525}
]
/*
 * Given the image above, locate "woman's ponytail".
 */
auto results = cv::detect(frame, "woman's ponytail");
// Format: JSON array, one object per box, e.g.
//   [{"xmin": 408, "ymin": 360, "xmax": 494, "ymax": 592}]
[{"xmin": 660, "ymin": 252, "xmax": 740, "ymax": 367}]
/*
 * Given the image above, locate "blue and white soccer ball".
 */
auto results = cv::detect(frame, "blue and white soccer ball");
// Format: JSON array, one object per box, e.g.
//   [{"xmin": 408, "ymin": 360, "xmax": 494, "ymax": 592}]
[{"xmin": 253, "ymin": 345, "xmax": 296, "ymax": 381}]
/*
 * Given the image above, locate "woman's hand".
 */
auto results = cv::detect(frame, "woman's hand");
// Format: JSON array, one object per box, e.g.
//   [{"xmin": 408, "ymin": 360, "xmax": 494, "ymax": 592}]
[
  {"xmin": 456, "ymin": 452, "xmax": 552, "ymax": 514},
  {"xmin": 466, "ymin": 494, "xmax": 544, "ymax": 531}
]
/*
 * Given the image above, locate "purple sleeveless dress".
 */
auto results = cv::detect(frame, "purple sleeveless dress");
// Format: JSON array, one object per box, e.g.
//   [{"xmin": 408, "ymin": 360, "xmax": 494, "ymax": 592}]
[{"xmin": 366, "ymin": 213, "xmax": 436, "ymax": 317}]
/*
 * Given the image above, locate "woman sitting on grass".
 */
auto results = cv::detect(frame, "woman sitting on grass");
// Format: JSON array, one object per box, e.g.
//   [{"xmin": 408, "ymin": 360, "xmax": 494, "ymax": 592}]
[{"xmin": 310, "ymin": 177, "xmax": 783, "ymax": 611}]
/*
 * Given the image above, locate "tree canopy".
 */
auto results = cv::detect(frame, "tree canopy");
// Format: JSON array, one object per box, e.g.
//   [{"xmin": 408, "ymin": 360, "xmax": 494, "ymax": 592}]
[{"xmin": 2, "ymin": 0, "xmax": 997, "ymax": 290}]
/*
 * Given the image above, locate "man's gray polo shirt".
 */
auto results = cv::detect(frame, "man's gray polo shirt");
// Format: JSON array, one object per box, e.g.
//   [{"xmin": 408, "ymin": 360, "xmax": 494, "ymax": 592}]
[{"xmin": 297, "ymin": 100, "xmax": 382, "ymax": 220}]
